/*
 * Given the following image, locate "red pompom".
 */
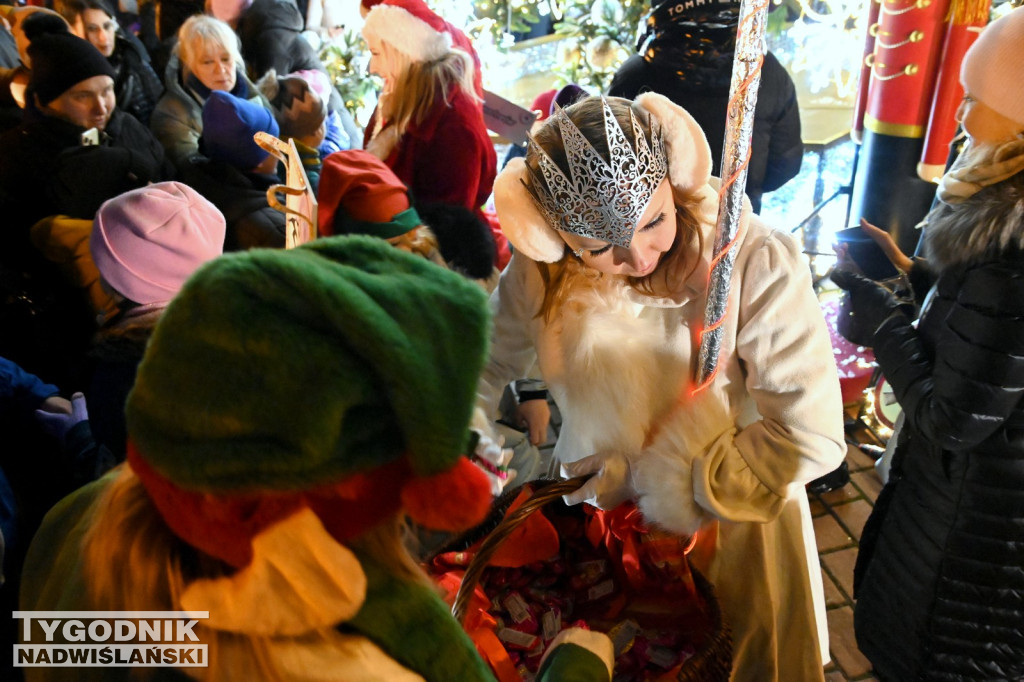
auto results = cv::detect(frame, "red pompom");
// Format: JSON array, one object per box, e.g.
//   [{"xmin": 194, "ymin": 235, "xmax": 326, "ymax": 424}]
[{"xmin": 402, "ymin": 457, "xmax": 492, "ymax": 530}]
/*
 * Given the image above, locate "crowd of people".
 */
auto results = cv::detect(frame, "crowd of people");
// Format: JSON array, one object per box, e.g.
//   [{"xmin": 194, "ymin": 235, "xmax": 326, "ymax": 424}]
[{"xmin": 0, "ymin": 0, "xmax": 1022, "ymax": 678}]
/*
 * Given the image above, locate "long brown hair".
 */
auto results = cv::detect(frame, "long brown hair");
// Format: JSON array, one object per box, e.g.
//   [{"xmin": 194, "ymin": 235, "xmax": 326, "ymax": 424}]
[
  {"xmin": 525, "ymin": 97, "xmax": 705, "ymax": 322},
  {"xmin": 78, "ymin": 467, "xmax": 435, "ymax": 680},
  {"xmin": 82, "ymin": 468, "xmax": 434, "ymax": 608},
  {"xmin": 376, "ymin": 42, "xmax": 478, "ymax": 139}
]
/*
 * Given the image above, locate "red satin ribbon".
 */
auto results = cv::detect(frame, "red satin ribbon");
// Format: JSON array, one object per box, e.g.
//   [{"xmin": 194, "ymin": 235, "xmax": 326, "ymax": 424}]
[
  {"xmin": 584, "ymin": 504, "xmax": 697, "ymax": 595},
  {"xmin": 585, "ymin": 503, "xmax": 648, "ymax": 590},
  {"xmin": 473, "ymin": 627, "xmax": 520, "ymax": 682},
  {"xmin": 435, "ymin": 571, "xmax": 518, "ymax": 682}
]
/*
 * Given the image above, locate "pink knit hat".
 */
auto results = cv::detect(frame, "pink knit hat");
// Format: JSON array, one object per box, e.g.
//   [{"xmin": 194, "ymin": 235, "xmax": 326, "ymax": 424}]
[
  {"xmin": 961, "ymin": 7, "xmax": 1024, "ymax": 126},
  {"xmin": 91, "ymin": 182, "xmax": 226, "ymax": 305},
  {"xmin": 361, "ymin": 0, "xmax": 452, "ymax": 62},
  {"xmin": 207, "ymin": 0, "xmax": 253, "ymax": 24}
]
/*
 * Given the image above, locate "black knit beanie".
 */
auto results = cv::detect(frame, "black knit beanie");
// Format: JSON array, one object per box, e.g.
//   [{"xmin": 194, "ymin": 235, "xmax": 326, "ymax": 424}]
[{"xmin": 29, "ymin": 30, "xmax": 116, "ymax": 106}]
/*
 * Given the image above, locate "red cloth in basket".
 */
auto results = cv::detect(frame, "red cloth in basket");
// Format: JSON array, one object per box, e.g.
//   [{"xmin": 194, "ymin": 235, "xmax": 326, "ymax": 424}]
[{"xmin": 429, "ymin": 492, "xmax": 713, "ymax": 681}]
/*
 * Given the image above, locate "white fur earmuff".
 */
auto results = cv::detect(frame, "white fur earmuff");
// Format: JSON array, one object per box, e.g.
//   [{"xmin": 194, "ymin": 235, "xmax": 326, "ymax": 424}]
[
  {"xmin": 493, "ymin": 93, "xmax": 715, "ymax": 263},
  {"xmin": 634, "ymin": 92, "xmax": 714, "ymax": 196}
]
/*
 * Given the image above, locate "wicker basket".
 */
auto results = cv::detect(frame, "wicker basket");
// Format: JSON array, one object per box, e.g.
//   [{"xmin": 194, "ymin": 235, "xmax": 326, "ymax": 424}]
[{"xmin": 441, "ymin": 477, "xmax": 732, "ymax": 682}]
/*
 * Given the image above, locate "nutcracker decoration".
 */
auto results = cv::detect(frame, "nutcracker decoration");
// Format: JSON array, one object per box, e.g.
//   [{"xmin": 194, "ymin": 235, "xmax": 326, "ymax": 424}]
[
  {"xmin": 851, "ymin": 0, "xmax": 881, "ymax": 144},
  {"xmin": 848, "ymin": 0, "xmax": 981, "ymax": 256},
  {"xmin": 917, "ymin": 0, "xmax": 990, "ymax": 180}
]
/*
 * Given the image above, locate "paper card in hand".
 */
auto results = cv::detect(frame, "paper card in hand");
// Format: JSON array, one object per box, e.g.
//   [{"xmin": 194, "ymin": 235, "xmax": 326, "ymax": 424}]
[{"xmin": 483, "ymin": 90, "xmax": 538, "ymax": 147}]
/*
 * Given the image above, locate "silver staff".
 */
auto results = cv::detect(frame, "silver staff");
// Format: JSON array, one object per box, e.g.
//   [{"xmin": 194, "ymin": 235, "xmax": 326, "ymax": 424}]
[{"xmin": 695, "ymin": 0, "xmax": 772, "ymax": 388}]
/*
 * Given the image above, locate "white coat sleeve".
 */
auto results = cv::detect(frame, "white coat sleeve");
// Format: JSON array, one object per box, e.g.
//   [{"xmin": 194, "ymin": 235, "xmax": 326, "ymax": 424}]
[
  {"xmin": 690, "ymin": 228, "xmax": 846, "ymax": 523},
  {"xmin": 476, "ymin": 252, "xmax": 544, "ymax": 420}
]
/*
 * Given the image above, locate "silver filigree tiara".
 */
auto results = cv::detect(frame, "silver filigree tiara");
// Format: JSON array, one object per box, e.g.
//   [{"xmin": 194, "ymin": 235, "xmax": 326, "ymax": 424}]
[{"xmin": 524, "ymin": 97, "xmax": 668, "ymax": 249}]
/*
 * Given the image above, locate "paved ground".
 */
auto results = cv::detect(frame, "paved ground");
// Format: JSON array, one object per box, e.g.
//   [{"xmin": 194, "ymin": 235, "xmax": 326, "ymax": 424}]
[{"xmin": 817, "ymin": 415, "xmax": 885, "ymax": 681}]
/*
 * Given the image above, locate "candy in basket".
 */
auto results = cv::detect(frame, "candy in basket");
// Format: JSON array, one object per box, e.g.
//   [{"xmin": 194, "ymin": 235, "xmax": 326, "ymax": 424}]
[{"xmin": 427, "ymin": 478, "xmax": 731, "ymax": 682}]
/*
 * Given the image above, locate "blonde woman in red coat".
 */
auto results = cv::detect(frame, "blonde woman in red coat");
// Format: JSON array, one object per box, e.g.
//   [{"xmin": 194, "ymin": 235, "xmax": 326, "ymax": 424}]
[{"xmin": 360, "ymin": 0, "xmax": 496, "ymax": 247}]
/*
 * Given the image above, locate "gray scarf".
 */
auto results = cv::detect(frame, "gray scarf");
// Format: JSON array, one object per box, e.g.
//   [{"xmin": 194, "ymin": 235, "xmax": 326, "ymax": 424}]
[{"xmin": 937, "ymin": 136, "xmax": 1024, "ymax": 204}]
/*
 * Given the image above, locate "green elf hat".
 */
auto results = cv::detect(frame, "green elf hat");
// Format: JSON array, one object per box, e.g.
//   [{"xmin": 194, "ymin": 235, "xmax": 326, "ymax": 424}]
[{"xmin": 125, "ymin": 235, "xmax": 494, "ymax": 568}]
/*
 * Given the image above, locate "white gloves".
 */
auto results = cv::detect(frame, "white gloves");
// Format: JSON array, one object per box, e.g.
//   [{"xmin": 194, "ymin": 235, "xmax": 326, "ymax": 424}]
[
  {"xmin": 561, "ymin": 452, "xmax": 635, "ymax": 510},
  {"xmin": 472, "ymin": 429, "xmax": 516, "ymax": 496}
]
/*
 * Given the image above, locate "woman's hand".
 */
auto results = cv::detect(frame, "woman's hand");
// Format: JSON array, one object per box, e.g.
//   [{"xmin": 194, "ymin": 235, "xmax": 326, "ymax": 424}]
[
  {"xmin": 34, "ymin": 392, "xmax": 89, "ymax": 443},
  {"xmin": 831, "ymin": 269, "xmax": 903, "ymax": 336},
  {"xmin": 514, "ymin": 398, "xmax": 551, "ymax": 446},
  {"xmin": 562, "ymin": 452, "xmax": 634, "ymax": 510},
  {"xmin": 859, "ymin": 218, "xmax": 914, "ymax": 273}
]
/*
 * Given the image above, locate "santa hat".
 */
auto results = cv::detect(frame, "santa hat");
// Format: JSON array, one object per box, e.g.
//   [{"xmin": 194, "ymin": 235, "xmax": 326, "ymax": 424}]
[
  {"xmin": 91, "ymin": 182, "xmax": 226, "ymax": 305},
  {"xmin": 318, "ymin": 150, "xmax": 422, "ymax": 238},
  {"xmin": 125, "ymin": 235, "xmax": 493, "ymax": 569},
  {"xmin": 530, "ymin": 84, "xmax": 588, "ymax": 122},
  {"xmin": 361, "ymin": 0, "xmax": 452, "ymax": 63},
  {"xmin": 530, "ymin": 90, "xmax": 557, "ymax": 120},
  {"xmin": 961, "ymin": 7, "xmax": 1024, "ymax": 126}
]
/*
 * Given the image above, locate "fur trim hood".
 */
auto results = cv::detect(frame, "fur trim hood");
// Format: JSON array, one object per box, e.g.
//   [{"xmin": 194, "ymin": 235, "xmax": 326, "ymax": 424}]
[{"xmin": 925, "ymin": 171, "xmax": 1024, "ymax": 272}]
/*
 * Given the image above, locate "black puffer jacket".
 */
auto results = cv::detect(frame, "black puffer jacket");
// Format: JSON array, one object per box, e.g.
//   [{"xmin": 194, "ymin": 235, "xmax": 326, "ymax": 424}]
[
  {"xmin": 609, "ymin": 51, "xmax": 801, "ymax": 214},
  {"xmin": 853, "ymin": 172, "xmax": 1024, "ymax": 681},
  {"xmin": 0, "ymin": 107, "xmax": 174, "ymax": 268},
  {"xmin": 109, "ymin": 34, "xmax": 164, "ymax": 126}
]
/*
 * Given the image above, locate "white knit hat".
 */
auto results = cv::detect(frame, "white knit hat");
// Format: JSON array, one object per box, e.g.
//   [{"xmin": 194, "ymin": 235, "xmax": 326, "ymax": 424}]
[
  {"xmin": 361, "ymin": 0, "xmax": 452, "ymax": 63},
  {"xmin": 961, "ymin": 7, "xmax": 1024, "ymax": 126}
]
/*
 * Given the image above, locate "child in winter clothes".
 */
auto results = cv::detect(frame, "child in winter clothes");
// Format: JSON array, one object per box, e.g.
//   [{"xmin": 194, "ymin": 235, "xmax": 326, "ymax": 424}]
[
  {"xmin": 482, "ymin": 94, "xmax": 846, "ymax": 681},
  {"xmin": 288, "ymin": 67, "xmax": 357, "ymax": 155},
  {"xmin": 316, "ymin": 150, "xmax": 512, "ymax": 498},
  {"xmin": 183, "ymin": 89, "xmax": 287, "ymax": 250},
  {"xmin": 318, "ymin": 149, "xmax": 499, "ymax": 289},
  {"xmin": 87, "ymin": 181, "xmax": 225, "ymax": 462},
  {"xmin": 258, "ymin": 69, "xmax": 327, "ymax": 195},
  {"xmin": 19, "ymin": 235, "xmax": 614, "ymax": 681},
  {"xmin": 834, "ymin": 7, "xmax": 1024, "ymax": 679}
]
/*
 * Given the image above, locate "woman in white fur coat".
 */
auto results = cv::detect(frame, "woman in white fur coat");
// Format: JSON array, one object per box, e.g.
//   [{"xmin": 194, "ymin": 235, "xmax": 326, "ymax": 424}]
[{"xmin": 478, "ymin": 94, "xmax": 846, "ymax": 681}]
